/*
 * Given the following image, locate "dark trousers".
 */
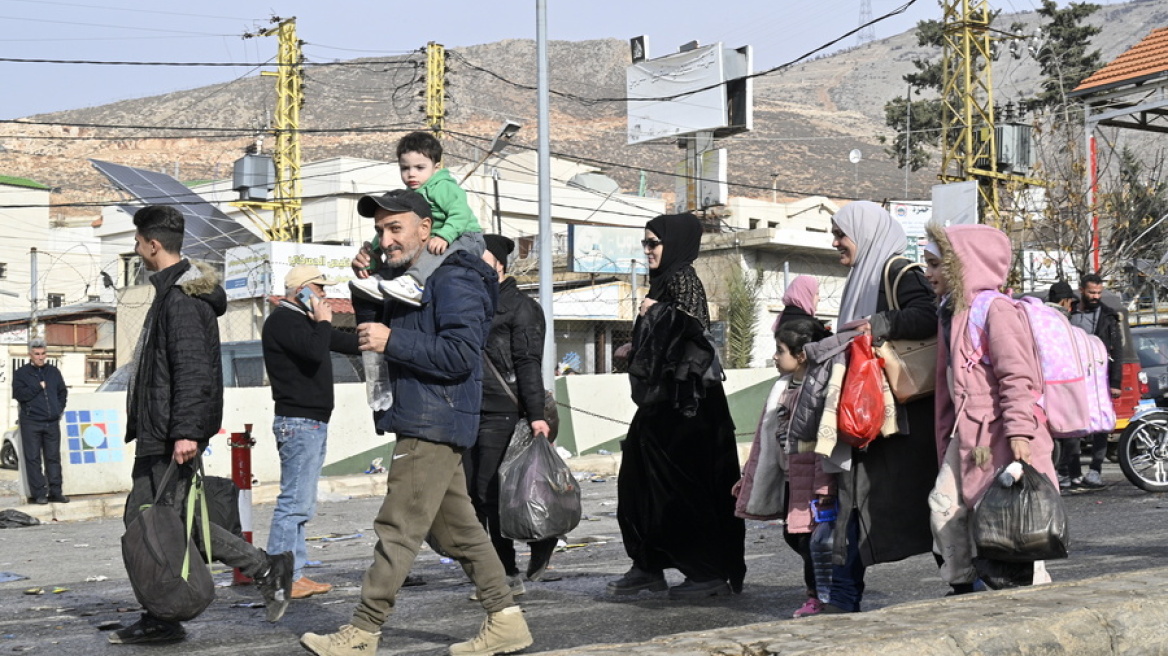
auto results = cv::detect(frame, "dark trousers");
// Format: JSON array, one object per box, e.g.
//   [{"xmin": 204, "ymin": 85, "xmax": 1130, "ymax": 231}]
[
  {"xmin": 1058, "ymin": 433, "xmax": 1108, "ymax": 479},
  {"xmin": 464, "ymin": 412, "xmax": 521, "ymax": 574},
  {"xmin": 20, "ymin": 419, "xmax": 62, "ymax": 499},
  {"xmin": 827, "ymin": 512, "xmax": 866, "ymax": 612},
  {"xmin": 125, "ymin": 454, "xmax": 269, "ymax": 625}
]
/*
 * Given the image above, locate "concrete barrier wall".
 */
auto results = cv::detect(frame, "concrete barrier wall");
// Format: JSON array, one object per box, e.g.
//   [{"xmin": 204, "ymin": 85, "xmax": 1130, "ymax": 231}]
[{"xmin": 50, "ymin": 368, "xmax": 780, "ymax": 497}]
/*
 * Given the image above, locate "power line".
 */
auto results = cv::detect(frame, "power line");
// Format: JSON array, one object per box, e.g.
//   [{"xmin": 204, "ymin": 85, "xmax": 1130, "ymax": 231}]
[
  {"xmin": 444, "ymin": 0, "xmax": 919, "ymax": 106},
  {"xmin": 0, "ymin": 56, "xmax": 420, "ymax": 67}
]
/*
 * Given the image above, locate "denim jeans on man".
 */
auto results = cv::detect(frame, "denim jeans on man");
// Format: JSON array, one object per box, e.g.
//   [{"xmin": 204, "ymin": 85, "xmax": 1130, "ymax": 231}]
[{"xmin": 267, "ymin": 416, "xmax": 328, "ymax": 581}]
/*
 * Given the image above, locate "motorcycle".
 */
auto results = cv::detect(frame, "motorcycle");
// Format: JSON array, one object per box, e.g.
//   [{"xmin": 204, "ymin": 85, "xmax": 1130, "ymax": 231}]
[{"xmin": 1117, "ymin": 404, "xmax": 1168, "ymax": 493}]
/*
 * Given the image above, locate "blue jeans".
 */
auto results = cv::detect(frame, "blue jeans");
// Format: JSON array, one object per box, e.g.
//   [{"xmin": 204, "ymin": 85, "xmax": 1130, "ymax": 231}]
[{"xmin": 267, "ymin": 416, "xmax": 328, "ymax": 581}]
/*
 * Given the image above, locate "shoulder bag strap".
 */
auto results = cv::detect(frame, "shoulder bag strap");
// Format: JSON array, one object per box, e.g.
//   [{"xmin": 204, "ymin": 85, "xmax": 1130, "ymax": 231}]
[
  {"xmin": 484, "ymin": 355, "xmax": 521, "ymax": 408},
  {"xmin": 183, "ymin": 457, "xmax": 212, "ymax": 578},
  {"xmin": 885, "ymin": 257, "xmax": 922, "ymax": 312}
]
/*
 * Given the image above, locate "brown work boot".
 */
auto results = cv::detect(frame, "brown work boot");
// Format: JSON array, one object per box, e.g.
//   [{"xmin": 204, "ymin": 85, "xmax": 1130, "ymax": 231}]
[
  {"xmin": 292, "ymin": 576, "xmax": 333, "ymax": 599},
  {"xmin": 449, "ymin": 606, "xmax": 532, "ymax": 656},
  {"xmin": 300, "ymin": 624, "xmax": 380, "ymax": 655}
]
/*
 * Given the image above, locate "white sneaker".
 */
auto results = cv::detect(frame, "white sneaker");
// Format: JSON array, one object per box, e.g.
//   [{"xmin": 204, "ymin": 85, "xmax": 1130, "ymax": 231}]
[
  {"xmin": 379, "ymin": 275, "xmax": 424, "ymax": 307},
  {"xmin": 1082, "ymin": 470, "xmax": 1105, "ymax": 488},
  {"xmin": 349, "ymin": 278, "xmax": 386, "ymax": 302}
]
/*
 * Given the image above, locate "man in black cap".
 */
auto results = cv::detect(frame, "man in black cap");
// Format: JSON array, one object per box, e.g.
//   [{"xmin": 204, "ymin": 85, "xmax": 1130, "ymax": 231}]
[
  {"xmin": 464, "ymin": 235, "xmax": 558, "ymax": 600},
  {"xmin": 1047, "ymin": 281, "xmax": 1076, "ymax": 315},
  {"xmin": 304, "ymin": 192, "xmax": 532, "ymax": 656}
]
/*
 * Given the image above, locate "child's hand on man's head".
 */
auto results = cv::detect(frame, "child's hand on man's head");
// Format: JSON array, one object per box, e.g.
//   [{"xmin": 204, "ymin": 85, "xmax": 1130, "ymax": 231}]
[{"xmin": 428, "ymin": 236, "xmax": 449, "ymax": 255}]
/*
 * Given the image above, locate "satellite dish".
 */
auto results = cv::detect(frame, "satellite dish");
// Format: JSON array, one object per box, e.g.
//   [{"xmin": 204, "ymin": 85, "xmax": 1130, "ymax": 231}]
[{"xmin": 848, "ymin": 149, "xmax": 863, "ymax": 164}]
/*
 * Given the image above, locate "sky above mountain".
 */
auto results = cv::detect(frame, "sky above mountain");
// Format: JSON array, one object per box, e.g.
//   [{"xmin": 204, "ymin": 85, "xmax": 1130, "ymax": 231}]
[{"xmin": 0, "ymin": 0, "xmax": 1033, "ymax": 119}]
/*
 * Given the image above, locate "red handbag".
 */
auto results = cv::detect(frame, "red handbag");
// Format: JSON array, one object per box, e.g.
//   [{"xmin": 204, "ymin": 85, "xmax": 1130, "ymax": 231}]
[{"xmin": 837, "ymin": 334, "xmax": 885, "ymax": 449}]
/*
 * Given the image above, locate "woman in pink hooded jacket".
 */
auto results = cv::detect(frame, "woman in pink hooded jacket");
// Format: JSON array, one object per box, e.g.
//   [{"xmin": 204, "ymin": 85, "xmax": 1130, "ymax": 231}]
[{"xmin": 923, "ymin": 222, "xmax": 1058, "ymax": 594}]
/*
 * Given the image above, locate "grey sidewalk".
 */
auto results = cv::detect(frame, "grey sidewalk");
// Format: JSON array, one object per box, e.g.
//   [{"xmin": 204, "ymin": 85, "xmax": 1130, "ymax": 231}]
[{"xmin": 530, "ymin": 568, "xmax": 1168, "ymax": 655}]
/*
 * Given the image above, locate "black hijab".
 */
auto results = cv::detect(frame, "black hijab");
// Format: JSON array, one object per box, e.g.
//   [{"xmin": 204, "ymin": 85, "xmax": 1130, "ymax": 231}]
[{"xmin": 646, "ymin": 212, "xmax": 702, "ymax": 300}]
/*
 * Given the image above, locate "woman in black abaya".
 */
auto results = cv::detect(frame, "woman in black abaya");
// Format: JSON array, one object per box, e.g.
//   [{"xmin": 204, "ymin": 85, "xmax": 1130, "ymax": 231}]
[{"xmin": 608, "ymin": 212, "xmax": 746, "ymax": 599}]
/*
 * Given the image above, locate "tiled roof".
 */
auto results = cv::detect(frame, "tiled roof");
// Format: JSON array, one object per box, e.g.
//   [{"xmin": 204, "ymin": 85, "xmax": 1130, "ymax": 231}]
[
  {"xmin": 0, "ymin": 175, "xmax": 50, "ymax": 190},
  {"xmin": 1074, "ymin": 27, "xmax": 1168, "ymax": 94}
]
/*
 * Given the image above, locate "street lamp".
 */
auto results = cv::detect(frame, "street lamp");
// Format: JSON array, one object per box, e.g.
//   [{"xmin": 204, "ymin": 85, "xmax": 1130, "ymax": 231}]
[{"xmin": 460, "ymin": 120, "xmax": 522, "ymax": 183}]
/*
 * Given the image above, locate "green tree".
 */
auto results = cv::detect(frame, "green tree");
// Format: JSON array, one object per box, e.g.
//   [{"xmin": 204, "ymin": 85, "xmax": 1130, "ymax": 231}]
[
  {"xmin": 1030, "ymin": 0, "xmax": 1102, "ymax": 109},
  {"xmin": 725, "ymin": 266, "xmax": 762, "ymax": 369},
  {"xmin": 879, "ymin": 19, "xmax": 944, "ymax": 170}
]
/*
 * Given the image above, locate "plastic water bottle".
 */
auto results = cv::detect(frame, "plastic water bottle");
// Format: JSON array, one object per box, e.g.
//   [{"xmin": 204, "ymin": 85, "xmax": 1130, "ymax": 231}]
[
  {"xmin": 808, "ymin": 499, "xmax": 836, "ymax": 605},
  {"xmin": 363, "ymin": 351, "xmax": 393, "ymax": 411}
]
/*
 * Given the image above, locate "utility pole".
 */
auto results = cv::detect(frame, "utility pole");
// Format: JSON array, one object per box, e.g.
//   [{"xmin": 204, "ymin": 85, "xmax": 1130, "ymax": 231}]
[
  {"xmin": 938, "ymin": 0, "xmax": 1040, "ymax": 226},
  {"xmin": 426, "ymin": 42, "xmax": 446, "ymax": 135},
  {"xmin": 537, "ymin": 0, "xmax": 555, "ymax": 388},
  {"xmin": 29, "ymin": 248, "xmax": 39, "ymax": 340},
  {"xmin": 239, "ymin": 17, "xmax": 304, "ymax": 242}
]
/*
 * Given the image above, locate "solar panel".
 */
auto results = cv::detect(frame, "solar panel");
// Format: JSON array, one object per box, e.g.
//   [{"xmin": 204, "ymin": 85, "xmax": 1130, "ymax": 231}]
[{"xmin": 91, "ymin": 159, "xmax": 261, "ymax": 263}]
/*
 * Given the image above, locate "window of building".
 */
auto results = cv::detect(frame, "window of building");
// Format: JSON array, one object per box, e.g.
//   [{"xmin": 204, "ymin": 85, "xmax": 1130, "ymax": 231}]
[
  {"xmin": 47, "ymin": 293, "xmax": 64, "ymax": 308},
  {"xmin": 749, "ymin": 218, "xmax": 759, "ymax": 230},
  {"xmin": 0, "ymin": 262, "xmax": 7, "ymax": 279},
  {"xmin": 85, "ymin": 356, "xmax": 116, "ymax": 383},
  {"xmin": 121, "ymin": 253, "xmax": 145, "ymax": 287},
  {"xmin": 301, "ymin": 223, "xmax": 313, "ymax": 243},
  {"xmin": 88, "ymin": 295, "xmax": 101, "ymax": 303}
]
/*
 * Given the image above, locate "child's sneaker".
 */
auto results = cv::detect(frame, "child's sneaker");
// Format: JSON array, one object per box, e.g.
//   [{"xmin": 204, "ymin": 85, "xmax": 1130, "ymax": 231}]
[
  {"xmin": 792, "ymin": 597, "xmax": 823, "ymax": 618},
  {"xmin": 349, "ymin": 278, "xmax": 386, "ymax": 302},
  {"xmin": 380, "ymin": 275, "xmax": 424, "ymax": 307}
]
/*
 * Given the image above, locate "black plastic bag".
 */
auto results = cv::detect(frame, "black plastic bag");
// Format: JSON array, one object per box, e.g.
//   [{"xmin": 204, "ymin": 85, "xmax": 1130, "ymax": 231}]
[
  {"xmin": 498, "ymin": 421, "xmax": 582, "ymax": 542},
  {"xmin": 0, "ymin": 509, "xmax": 40, "ymax": 528},
  {"xmin": 973, "ymin": 461, "xmax": 1069, "ymax": 563}
]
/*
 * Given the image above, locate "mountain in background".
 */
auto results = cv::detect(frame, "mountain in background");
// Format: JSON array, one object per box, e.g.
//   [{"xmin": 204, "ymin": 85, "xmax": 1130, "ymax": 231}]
[{"xmin": 3, "ymin": 0, "xmax": 1166, "ymax": 221}]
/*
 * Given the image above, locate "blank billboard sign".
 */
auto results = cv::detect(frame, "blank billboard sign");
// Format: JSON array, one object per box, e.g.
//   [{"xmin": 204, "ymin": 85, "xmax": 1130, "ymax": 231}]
[{"xmin": 627, "ymin": 44, "xmax": 753, "ymax": 145}]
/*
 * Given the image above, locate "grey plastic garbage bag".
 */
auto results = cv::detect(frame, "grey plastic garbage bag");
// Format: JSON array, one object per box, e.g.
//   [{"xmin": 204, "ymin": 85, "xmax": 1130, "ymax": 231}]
[
  {"xmin": 973, "ymin": 461, "xmax": 1069, "ymax": 563},
  {"xmin": 498, "ymin": 421, "xmax": 582, "ymax": 542}
]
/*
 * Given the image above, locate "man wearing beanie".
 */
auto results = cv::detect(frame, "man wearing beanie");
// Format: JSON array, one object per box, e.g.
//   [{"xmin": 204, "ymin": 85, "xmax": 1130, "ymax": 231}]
[{"xmin": 465, "ymin": 234, "xmax": 559, "ymax": 593}]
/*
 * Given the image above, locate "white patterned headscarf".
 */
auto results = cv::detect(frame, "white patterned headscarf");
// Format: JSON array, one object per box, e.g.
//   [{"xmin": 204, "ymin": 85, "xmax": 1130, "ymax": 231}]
[{"xmin": 834, "ymin": 201, "xmax": 907, "ymax": 324}]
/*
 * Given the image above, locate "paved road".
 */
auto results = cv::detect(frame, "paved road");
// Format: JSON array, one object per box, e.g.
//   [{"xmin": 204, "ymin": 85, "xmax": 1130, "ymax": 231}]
[{"xmin": 0, "ymin": 459, "xmax": 1164, "ymax": 655}]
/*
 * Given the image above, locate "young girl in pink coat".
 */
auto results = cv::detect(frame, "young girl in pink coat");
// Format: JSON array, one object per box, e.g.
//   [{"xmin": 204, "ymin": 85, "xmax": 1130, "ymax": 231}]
[{"xmin": 923, "ymin": 223, "xmax": 1058, "ymax": 593}]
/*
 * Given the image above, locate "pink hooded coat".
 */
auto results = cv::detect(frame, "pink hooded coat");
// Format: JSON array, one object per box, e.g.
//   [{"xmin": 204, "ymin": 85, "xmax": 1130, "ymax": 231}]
[{"xmin": 929, "ymin": 224, "xmax": 1057, "ymax": 505}]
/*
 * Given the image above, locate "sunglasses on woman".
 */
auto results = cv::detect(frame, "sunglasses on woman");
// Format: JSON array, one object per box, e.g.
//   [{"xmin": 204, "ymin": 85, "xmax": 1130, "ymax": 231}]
[{"xmin": 640, "ymin": 238, "xmax": 662, "ymax": 249}]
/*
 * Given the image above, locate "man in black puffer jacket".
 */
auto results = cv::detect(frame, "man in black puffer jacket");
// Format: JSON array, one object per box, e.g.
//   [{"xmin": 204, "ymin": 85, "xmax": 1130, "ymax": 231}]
[
  {"xmin": 464, "ymin": 235, "xmax": 556, "ymax": 596},
  {"xmin": 110, "ymin": 206, "xmax": 293, "ymax": 646}
]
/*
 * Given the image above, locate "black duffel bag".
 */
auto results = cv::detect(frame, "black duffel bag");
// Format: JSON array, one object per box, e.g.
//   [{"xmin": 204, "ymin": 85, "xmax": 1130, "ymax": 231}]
[{"xmin": 121, "ymin": 459, "xmax": 215, "ymax": 622}]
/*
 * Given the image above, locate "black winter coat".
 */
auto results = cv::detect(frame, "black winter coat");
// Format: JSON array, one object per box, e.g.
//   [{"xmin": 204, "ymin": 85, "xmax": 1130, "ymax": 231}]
[
  {"xmin": 126, "ymin": 260, "xmax": 226, "ymax": 456},
  {"xmin": 835, "ymin": 255, "xmax": 939, "ymax": 567},
  {"xmin": 13, "ymin": 362, "xmax": 67, "ymax": 423},
  {"xmin": 481, "ymin": 277, "xmax": 546, "ymax": 420}
]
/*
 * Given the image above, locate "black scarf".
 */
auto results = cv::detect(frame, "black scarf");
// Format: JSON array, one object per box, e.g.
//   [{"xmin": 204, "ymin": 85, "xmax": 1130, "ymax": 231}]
[{"xmin": 646, "ymin": 213, "xmax": 702, "ymax": 301}]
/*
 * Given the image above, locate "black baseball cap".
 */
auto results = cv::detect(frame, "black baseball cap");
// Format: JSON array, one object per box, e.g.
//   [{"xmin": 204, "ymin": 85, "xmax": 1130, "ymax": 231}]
[{"xmin": 357, "ymin": 189, "xmax": 432, "ymax": 219}]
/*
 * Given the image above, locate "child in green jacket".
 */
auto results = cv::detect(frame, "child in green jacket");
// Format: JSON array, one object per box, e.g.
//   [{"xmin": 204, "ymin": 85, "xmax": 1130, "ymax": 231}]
[{"xmin": 352, "ymin": 131, "xmax": 485, "ymax": 306}]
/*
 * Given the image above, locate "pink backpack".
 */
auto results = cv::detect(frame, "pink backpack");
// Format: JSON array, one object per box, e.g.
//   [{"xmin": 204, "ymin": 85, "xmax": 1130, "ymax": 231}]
[{"xmin": 968, "ymin": 292, "xmax": 1112, "ymax": 438}]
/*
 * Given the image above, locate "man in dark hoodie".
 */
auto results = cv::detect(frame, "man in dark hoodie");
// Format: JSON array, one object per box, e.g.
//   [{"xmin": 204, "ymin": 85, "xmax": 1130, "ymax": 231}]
[
  {"xmin": 110, "ymin": 205, "xmax": 293, "ymax": 645},
  {"xmin": 1060, "ymin": 274, "xmax": 1124, "ymax": 489},
  {"xmin": 464, "ymin": 234, "xmax": 556, "ymax": 598}
]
